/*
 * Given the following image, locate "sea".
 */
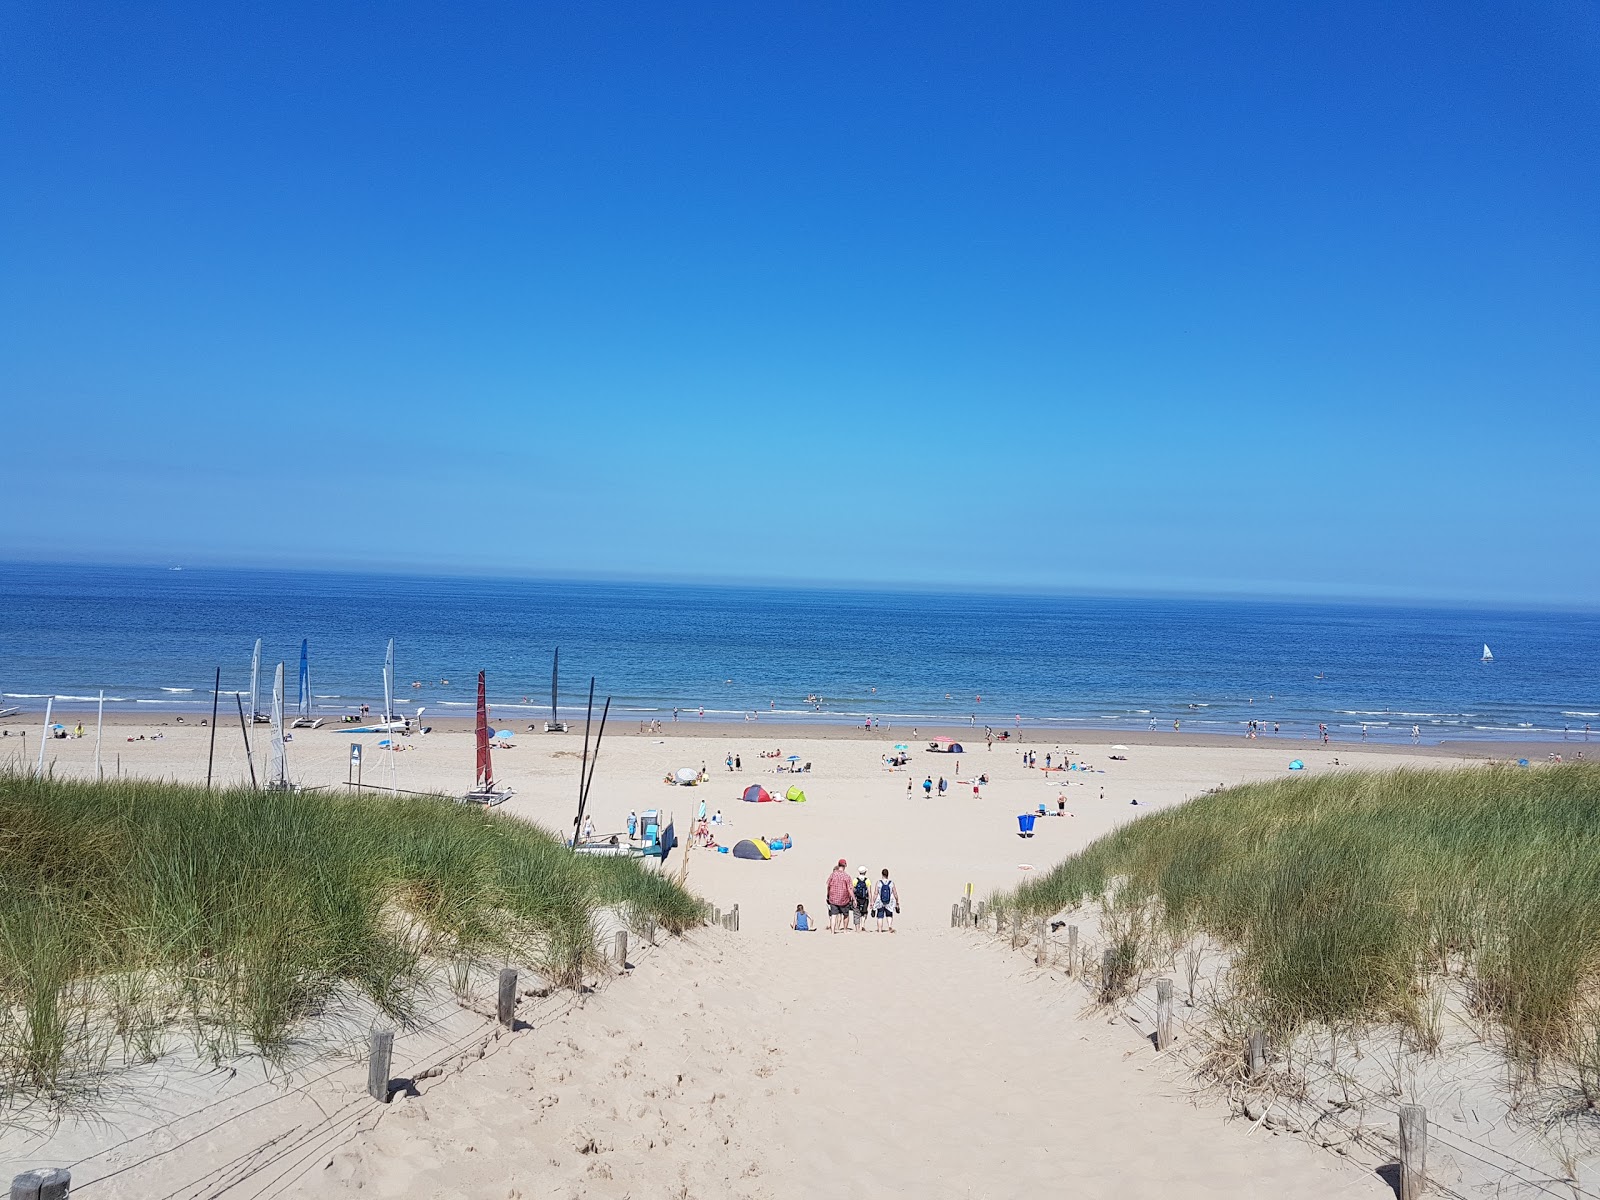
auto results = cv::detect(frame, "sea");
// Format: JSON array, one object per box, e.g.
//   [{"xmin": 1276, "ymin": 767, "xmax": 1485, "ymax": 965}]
[{"xmin": 1, "ymin": 562, "xmax": 1597, "ymax": 745}]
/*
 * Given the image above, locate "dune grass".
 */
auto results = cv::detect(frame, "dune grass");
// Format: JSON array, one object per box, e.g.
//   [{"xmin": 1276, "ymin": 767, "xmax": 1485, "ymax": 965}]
[
  {"xmin": 0, "ymin": 771, "xmax": 703, "ymax": 1095},
  {"xmin": 1004, "ymin": 764, "xmax": 1600, "ymax": 1072}
]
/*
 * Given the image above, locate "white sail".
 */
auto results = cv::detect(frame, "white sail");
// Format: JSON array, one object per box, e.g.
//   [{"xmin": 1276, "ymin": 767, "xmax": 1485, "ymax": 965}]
[
  {"xmin": 384, "ymin": 638, "xmax": 395, "ymax": 723},
  {"xmin": 250, "ymin": 638, "xmax": 262, "ymax": 720},
  {"xmin": 1482, "ymin": 643, "xmax": 1493, "ymax": 662},
  {"xmin": 268, "ymin": 662, "xmax": 287, "ymax": 786}
]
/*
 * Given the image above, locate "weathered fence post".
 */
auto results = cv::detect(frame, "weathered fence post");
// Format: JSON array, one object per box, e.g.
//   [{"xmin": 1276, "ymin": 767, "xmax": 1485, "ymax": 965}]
[
  {"xmin": 1247, "ymin": 1031, "xmax": 1267, "ymax": 1079},
  {"xmin": 1067, "ymin": 925, "xmax": 1079, "ymax": 977},
  {"xmin": 614, "ymin": 930, "xmax": 628, "ymax": 969},
  {"xmin": 1155, "ymin": 978, "xmax": 1174, "ymax": 1050},
  {"xmin": 950, "ymin": 902, "xmax": 959, "ymax": 928},
  {"xmin": 645, "ymin": 917, "xmax": 657, "ymax": 945},
  {"xmin": 368, "ymin": 1029, "xmax": 394, "ymax": 1102},
  {"xmin": 497, "ymin": 968, "xmax": 517, "ymax": 1028},
  {"xmin": 975, "ymin": 900, "xmax": 985, "ymax": 925},
  {"xmin": 10, "ymin": 1169, "xmax": 71, "ymax": 1200},
  {"xmin": 730, "ymin": 904, "xmax": 739, "ymax": 931},
  {"xmin": 1035, "ymin": 920, "xmax": 1047, "ymax": 966},
  {"xmin": 712, "ymin": 906, "xmax": 721, "ymax": 926},
  {"xmin": 1399, "ymin": 1104, "xmax": 1427, "ymax": 1200},
  {"xmin": 1100, "ymin": 947, "xmax": 1118, "ymax": 999}
]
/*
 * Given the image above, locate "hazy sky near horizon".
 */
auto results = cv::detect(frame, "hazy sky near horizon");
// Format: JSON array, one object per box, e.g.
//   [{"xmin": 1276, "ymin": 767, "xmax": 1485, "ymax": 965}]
[{"xmin": 2, "ymin": 2, "xmax": 1596, "ymax": 604}]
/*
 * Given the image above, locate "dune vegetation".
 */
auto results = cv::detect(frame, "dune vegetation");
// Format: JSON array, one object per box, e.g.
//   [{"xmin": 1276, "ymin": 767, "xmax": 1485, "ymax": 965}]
[
  {"xmin": 1003, "ymin": 764, "xmax": 1600, "ymax": 1078},
  {"xmin": 0, "ymin": 771, "xmax": 702, "ymax": 1095}
]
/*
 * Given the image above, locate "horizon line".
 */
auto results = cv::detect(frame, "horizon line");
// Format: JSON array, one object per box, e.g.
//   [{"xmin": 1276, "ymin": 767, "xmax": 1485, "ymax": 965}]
[{"xmin": 3, "ymin": 555, "xmax": 1596, "ymax": 616}]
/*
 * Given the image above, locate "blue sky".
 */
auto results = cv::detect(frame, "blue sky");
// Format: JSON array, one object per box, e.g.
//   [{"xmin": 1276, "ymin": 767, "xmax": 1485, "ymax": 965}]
[{"xmin": 2, "ymin": 1, "xmax": 1595, "ymax": 604}]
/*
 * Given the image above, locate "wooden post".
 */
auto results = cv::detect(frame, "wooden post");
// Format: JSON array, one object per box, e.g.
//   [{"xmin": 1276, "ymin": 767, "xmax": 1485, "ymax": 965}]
[
  {"xmin": 497, "ymin": 968, "xmax": 517, "ymax": 1028},
  {"xmin": 730, "ymin": 904, "xmax": 739, "ymax": 931},
  {"xmin": 368, "ymin": 1029, "xmax": 394, "ymax": 1102},
  {"xmin": 1101, "ymin": 947, "xmax": 1118, "ymax": 998},
  {"xmin": 975, "ymin": 900, "xmax": 985, "ymax": 924},
  {"xmin": 1067, "ymin": 926, "xmax": 1079, "ymax": 977},
  {"xmin": 1155, "ymin": 978, "xmax": 1174, "ymax": 1050},
  {"xmin": 614, "ymin": 930, "xmax": 628, "ymax": 969},
  {"xmin": 951, "ymin": 902, "xmax": 959, "ymax": 928},
  {"xmin": 10, "ymin": 1169, "xmax": 71, "ymax": 1200},
  {"xmin": 712, "ymin": 906, "xmax": 721, "ymax": 925},
  {"xmin": 1247, "ymin": 1031, "xmax": 1267, "ymax": 1079},
  {"xmin": 645, "ymin": 917, "xmax": 657, "ymax": 945},
  {"xmin": 1035, "ymin": 920, "xmax": 1047, "ymax": 966},
  {"xmin": 1398, "ymin": 1104, "xmax": 1427, "ymax": 1200}
]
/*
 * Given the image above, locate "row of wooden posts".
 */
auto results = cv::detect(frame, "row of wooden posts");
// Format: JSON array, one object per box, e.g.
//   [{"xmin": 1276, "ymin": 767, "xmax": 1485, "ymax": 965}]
[
  {"xmin": 9, "ymin": 918, "xmax": 678, "ymax": 1200},
  {"xmin": 950, "ymin": 894, "xmax": 1429, "ymax": 1199}
]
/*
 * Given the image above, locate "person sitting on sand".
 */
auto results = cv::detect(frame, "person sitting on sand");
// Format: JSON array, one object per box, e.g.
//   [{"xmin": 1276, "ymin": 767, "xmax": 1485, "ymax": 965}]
[
  {"xmin": 793, "ymin": 904, "xmax": 815, "ymax": 931},
  {"xmin": 826, "ymin": 859, "xmax": 853, "ymax": 932}
]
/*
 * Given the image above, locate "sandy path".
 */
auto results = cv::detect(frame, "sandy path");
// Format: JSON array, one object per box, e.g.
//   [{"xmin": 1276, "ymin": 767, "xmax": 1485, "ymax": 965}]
[{"xmin": 306, "ymin": 924, "xmax": 1381, "ymax": 1200}]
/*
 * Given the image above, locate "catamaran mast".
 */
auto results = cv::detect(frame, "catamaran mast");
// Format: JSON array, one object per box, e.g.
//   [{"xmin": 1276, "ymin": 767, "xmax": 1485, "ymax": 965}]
[
  {"xmin": 475, "ymin": 670, "xmax": 493, "ymax": 791},
  {"xmin": 268, "ymin": 662, "xmax": 287, "ymax": 788},
  {"xmin": 551, "ymin": 648, "xmax": 559, "ymax": 726},
  {"xmin": 297, "ymin": 639, "xmax": 311, "ymax": 721},
  {"xmin": 383, "ymin": 638, "xmax": 395, "ymax": 724},
  {"xmin": 249, "ymin": 638, "xmax": 262, "ymax": 723}
]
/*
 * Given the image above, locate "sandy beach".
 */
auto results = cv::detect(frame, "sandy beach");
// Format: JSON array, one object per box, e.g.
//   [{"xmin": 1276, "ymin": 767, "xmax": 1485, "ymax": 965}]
[{"xmin": 0, "ymin": 711, "xmax": 1501, "ymax": 1198}]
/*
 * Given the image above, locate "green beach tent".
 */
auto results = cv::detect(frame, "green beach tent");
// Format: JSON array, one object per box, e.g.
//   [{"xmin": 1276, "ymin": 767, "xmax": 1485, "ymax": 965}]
[{"xmin": 785, "ymin": 785, "xmax": 807, "ymax": 803}]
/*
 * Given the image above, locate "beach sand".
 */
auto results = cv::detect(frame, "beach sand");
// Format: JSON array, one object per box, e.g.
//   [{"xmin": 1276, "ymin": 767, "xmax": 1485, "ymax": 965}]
[{"xmin": 2, "ymin": 716, "xmax": 1488, "ymax": 1197}]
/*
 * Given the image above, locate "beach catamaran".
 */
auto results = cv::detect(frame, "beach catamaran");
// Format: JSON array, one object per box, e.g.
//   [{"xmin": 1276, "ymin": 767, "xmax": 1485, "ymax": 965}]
[
  {"xmin": 291, "ymin": 639, "xmax": 322, "ymax": 728},
  {"xmin": 545, "ymin": 647, "xmax": 568, "ymax": 732},
  {"xmin": 340, "ymin": 639, "xmax": 420, "ymax": 733},
  {"xmin": 266, "ymin": 661, "xmax": 293, "ymax": 792},
  {"xmin": 1482, "ymin": 643, "xmax": 1494, "ymax": 663},
  {"xmin": 462, "ymin": 671, "xmax": 512, "ymax": 806},
  {"xmin": 248, "ymin": 637, "xmax": 270, "ymax": 723}
]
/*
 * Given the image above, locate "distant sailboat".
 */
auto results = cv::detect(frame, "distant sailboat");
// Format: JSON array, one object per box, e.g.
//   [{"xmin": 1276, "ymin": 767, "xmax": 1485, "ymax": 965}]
[
  {"xmin": 1482, "ymin": 643, "xmax": 1494, "ymax": 663},
  {"xmin": 463, "ymin": 670, "xmax": 512, "ymax": 806},
  {"xmin": 266, "ymin": 662, "xmax": 291, "ymax": 791},
  {"xmin": 291, "ymin": 639, "xmax": 321, "ymax": 728},
  {"xmin": 546, "ymin": 648, "xmax": 569, "ymax": 732}
]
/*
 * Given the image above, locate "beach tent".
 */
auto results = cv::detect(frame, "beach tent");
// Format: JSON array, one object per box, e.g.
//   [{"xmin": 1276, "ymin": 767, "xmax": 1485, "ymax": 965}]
[
  {"xmin": 742, "ymin": 784, "xmax": 774, "ymax": 803},
  {"xmin": 947, "ymin": 743, "xmax": 964, "ymax": 754},
  {"xmin": 785, "ymin": 785, "xmax": 807, "ymax": 802},
  {"xmin": 732, "ymin": 838, "xmax": 771, "ymax": 860},
  {"xmin": 674, "ymin": 767, "xmax": 698, "ymax": 785},
  {"xmin": 1288, "ymin": 760, "xmax": 1305, "ymax": 771}
]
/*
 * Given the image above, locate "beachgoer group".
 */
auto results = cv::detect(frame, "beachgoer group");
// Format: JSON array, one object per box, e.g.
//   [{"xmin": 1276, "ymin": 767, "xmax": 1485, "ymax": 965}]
[{"xmin": 817, "ymin": 858, "xmax": 898, "ymax": 933}]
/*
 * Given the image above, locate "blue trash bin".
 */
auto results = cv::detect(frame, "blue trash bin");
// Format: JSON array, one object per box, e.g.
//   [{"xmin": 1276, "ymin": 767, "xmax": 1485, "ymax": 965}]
[{"xmin": 1017, "ymin": 813, "xmax": 1037, "ymax": 837}]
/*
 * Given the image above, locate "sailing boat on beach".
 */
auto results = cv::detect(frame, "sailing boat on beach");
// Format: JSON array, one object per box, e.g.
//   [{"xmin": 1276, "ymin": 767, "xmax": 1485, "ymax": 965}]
[
  {"xmin": 291, "ymin": 639, "xmax": 322, "ymax": 728},
  {"xmin": 266, "ymin": 662, "xmax": 292, "ymax": 791},
  {"xmin": 545, "ymin": 648, "xmax": 569, "ymax": 732},
  {"xmin": 463, "ymin": 671, "xmax": 512, "ymax": 806},
  {"xmin": 1482, "ymin": 644, "xmax": 1494, "ymax": 663},
  {"xmin": 341, "ymin": 638, "xmax": 418, "ymax": 733},
  {"xmin": 249, "ymin": 638, "xmax": 269, "ymax": 723}
]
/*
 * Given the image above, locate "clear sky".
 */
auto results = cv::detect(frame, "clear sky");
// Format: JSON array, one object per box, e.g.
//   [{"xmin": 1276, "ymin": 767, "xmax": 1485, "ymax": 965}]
[{"xmin": 2, "ymin": 2, "xmax": 1595, "ymax": 605}]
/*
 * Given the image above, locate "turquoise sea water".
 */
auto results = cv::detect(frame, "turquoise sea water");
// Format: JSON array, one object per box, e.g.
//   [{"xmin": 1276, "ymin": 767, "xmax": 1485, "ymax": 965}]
[{"xmin": 1, "ymin": 563, "xmax": 1597, "ymax": 744}]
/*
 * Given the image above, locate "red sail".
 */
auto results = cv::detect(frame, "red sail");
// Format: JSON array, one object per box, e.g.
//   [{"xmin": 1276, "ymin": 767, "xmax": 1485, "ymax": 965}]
[{"xmin": 475, "ymin": 671, "xmax": 493, "ymax": 789}]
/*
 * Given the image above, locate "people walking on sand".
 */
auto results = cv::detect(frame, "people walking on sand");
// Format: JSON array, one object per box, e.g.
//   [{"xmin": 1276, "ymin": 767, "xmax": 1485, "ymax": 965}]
[
  {"xmin": 923, "ymin": 775, "xmax": 933, "ymax": 797},
  {"xmin": 937, "ymin": 776, "xmax": 947, "ymax": 796},
  {"xmin": 853, "ymin": 868, "xmax": 871, "ymax": 931},
  {"xmin": 627, "ymin": 810, "xmax": 638, "ymax": 840},
  {"xmin": 581, "ymin": 814, "xmax": 595, "ymax": 841},
  {"xmin": 826, "ymin": 859, "xmax": 853, "ymax": 932},
  {"xmin": 906, "ymin": 777, "xmax": 913, "ymax": 798},
  {"xmin": 735, "ymin": 753, "xmax": 741, "ymax": 769},
  {"xmin": 1412, "ymin": 724, "xmax": 1421, "ymax": 744},
  {"xmin": 875, "ymin": 869, "xmax": 899, "ymax": 932}
]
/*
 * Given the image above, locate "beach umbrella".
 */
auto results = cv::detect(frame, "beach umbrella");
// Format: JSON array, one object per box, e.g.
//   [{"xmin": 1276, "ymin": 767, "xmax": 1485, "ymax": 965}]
[
  {"xmin": 786, "ymin": 754, "xmax": 800, "ymax": 761},
  {"xmin": 496, "ymin": 728, "xmax": 513, "ymax": 739},
  {"xmin": 893, "ymin": 743, "xmax": 907, "ymax": 751}
]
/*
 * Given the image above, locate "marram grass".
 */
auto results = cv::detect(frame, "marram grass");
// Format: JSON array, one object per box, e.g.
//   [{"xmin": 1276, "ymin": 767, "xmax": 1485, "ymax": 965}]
[
  {"xmin": 1004, "ymin": 764, "xmax": 1600, "ymax": 1066},
  {"xmin": 0, "ymin": 771, "xmax": 703, "ymax": 1095}
]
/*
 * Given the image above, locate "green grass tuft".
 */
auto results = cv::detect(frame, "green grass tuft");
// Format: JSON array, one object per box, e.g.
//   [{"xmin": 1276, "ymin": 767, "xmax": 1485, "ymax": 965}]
[
  {"xmin": 1003, "ymin": 764, "xmax": 1600, "ymax": 1064},
  {"xmin": 0, "ymin": 771, "xmax": 703, "ymax": 1094}
]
